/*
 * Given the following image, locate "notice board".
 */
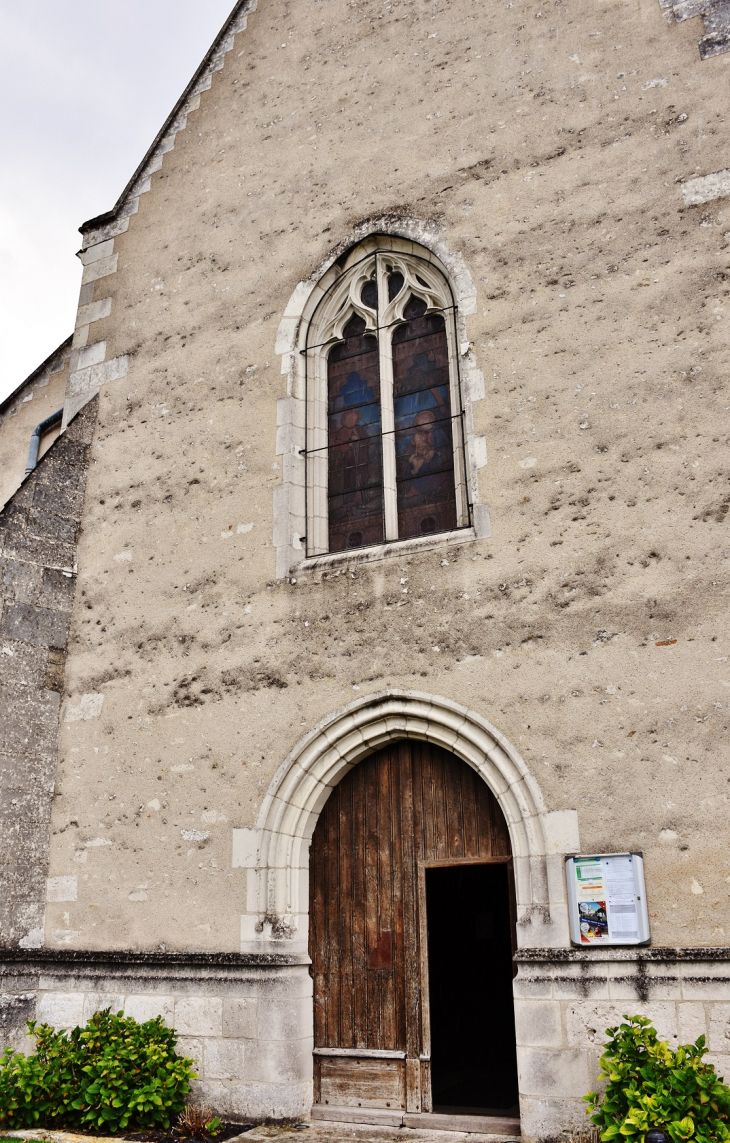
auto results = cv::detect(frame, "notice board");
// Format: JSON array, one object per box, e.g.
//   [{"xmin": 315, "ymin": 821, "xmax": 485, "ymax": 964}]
[{"xmin": 566, "ymin": 853, "xmax": 650, "ymax": 947}]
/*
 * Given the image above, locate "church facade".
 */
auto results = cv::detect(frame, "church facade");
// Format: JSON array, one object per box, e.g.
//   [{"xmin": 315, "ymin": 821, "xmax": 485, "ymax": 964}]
[{"xmin": 1, "ymin": 0, "xmax": 730, "ymax": 1137}]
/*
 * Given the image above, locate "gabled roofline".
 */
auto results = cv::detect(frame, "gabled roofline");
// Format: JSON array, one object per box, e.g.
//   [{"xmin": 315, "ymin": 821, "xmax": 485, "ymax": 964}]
[
  {"xmin": 0, "ymin": 335, "xmax": 72, "ymax": 417},
  {"xmin": 79, "ymin": 1, "xmax": 249, "ymax": 237}
]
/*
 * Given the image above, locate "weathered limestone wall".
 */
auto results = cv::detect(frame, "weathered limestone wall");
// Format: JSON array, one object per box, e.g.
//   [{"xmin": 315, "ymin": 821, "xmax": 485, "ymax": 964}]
[
  {"xmin": 0, "ymin": 339, "xmax": 72, "ymax": 510},
  {"xmin": 0, "ymin": 400, "xmax": 96, "ymax": 950},
  {"xmin": 513, "ymin": 949, "xmax": 730, "ymax": 1134},
  {"xmin": 2, "ymin": 0, "xmax": 727, "ymax": 1133},
  {"xmin": 0, "ymin": 951, "xmax": 312, "ymax": 1118},
  {"xmin": 44, "ymin": 0, "xmax": 730, "ymax": 955}
]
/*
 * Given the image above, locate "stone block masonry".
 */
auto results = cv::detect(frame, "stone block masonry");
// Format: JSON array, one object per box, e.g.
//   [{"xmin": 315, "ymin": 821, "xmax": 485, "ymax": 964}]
[
  {"xmin": 2, "ymin": 946, "xmax": 728, "ymax": 1130},
  {"xmin": 0, "ymin": 950, "xmax": 313, "ymax": 1120},
  {"xmin": 513, "ymin": 948, "xmax": 730, "ymax": 1138},
  {"xmin": 0, "ymin": 400, "xmax": 97, "ymax": 952}
]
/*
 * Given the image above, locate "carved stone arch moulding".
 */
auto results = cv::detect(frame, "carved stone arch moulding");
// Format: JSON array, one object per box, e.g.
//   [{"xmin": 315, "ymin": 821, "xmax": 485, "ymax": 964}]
[
  {"xmin": 273, "ymin": 223, "xmax": 492, "ymax": 578},
  {"xmin": 234, "ymin": 690, "xmax": 580, "ymax": 954}
]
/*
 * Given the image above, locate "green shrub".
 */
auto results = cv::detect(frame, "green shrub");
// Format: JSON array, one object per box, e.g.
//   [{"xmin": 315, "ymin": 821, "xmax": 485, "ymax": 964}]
[
  {"xmin": 585, "ymin": 1014, "xmax": 730, "ymax": 1143},
  {"xmin": 0, "ymin": 1008, "xmax": 197, "ymax": 1133}
]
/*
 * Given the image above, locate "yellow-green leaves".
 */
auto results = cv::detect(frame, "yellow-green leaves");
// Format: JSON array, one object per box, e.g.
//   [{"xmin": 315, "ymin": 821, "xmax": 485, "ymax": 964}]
[{"xmin": 586, "ymin": 1017, "xmax": 730, "ymax": 1143}]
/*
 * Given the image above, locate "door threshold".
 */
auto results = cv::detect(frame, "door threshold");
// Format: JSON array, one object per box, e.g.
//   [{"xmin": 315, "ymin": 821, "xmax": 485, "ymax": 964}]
[
  {"xmin": 312, "ymin": 1107, "xmax": 405, "ymax": 1128},
  {"xmin": 405, "ymin": 1112, "xmax": 520, "ymax": 1136},
  {"xmin": 311, "ymin": 1106, "xmax": 521, "ymax": 1136}
]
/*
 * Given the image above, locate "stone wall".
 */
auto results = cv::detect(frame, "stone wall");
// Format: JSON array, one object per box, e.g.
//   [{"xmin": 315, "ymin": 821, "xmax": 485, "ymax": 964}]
[
  {"xmin": 2, "ymin": 947, "xmax": 728, "ymax": 1136},
  {"xmin": 514, "ymin": 948, "xmax": 730, "ymax": 1138},
  {"xmin": 0, "ymin": 399, "xmax": 96, "ymax": 951},
  {"xmin": 40, "ymin": 0, "xmax": 730, "ymax": 957},
  {"xmin": 0, "ymin": 950, "xmax": 312, "ymax": 1119},
  {"xmin": 0, "ymin": 339, "xmax": 72, "ymax": 511},
  {"xmin": 2, "ymin": 0, "xmax": 729, "ymax": 1134}
]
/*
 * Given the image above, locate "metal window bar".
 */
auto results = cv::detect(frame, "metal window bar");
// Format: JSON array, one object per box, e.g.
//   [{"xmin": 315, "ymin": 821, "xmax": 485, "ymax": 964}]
[
  {"xmin": 303, "ymin": 248, "xmax": 473, "ymax": 559},
  {"xmin": 299, "ymin": 409, "xmax": 468, "ymax": 456}
]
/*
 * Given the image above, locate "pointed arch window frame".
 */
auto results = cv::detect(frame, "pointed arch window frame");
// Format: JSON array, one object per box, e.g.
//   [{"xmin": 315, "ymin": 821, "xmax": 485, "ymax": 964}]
[{"xmin": 301, "ymin": 245, "xmax": 473, "ymax": 559}]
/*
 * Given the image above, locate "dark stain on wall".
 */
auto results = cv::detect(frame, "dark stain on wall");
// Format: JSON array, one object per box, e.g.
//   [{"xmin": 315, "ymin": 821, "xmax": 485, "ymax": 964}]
[{"xmin": 0, "ymin": 399, "xmax": 97, "ymax": 950}]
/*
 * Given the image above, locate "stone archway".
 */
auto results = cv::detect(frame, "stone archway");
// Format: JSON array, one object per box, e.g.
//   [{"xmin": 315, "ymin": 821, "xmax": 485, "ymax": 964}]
[{"xmin": 235, "ymin": 690, "xmax": 579, "ymax": 953}]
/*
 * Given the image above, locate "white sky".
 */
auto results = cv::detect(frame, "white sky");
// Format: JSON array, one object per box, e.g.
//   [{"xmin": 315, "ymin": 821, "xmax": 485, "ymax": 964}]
[{"xmin": 0, "ymin": 0, "xmax": 237, "ymax": 405}]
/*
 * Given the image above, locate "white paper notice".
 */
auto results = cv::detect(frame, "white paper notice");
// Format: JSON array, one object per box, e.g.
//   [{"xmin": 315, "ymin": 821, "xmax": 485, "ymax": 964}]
[{"xmin": 603, "ymin": 855, "xmax": 639, "ymax": 939}]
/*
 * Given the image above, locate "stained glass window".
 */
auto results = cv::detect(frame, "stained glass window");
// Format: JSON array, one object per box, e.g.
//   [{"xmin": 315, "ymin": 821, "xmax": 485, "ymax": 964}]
[
  {"xmin": 308, "ymin": 245, "xmax": 469, "ymax": 557},
  {"xmin": 392, "ymin": 297, "xmax": 457, "ymax": 540},
  {"xmin": 327, "ymin": 315, "xmax": 384, "ymax": 553}
]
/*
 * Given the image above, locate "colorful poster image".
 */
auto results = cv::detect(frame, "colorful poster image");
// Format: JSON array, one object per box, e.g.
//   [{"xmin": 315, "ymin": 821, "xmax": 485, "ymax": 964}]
[{"xmin": 578, "ymin": 900, "xmax": 608, "ymax": 943}]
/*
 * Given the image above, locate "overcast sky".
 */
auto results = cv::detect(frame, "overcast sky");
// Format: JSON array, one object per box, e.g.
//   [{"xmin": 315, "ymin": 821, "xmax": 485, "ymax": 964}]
[{"xmin": 0, "ymin": 0, "xmax": 237, "ymax": 405}]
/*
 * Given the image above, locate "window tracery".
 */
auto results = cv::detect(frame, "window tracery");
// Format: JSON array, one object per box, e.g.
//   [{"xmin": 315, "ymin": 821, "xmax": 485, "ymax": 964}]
[{"xmin": 303, "ymin": 246, "xmax": 471, "ymax": 557}]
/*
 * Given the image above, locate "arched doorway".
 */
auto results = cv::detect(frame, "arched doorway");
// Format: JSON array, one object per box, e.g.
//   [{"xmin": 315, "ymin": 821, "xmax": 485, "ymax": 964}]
[{"xmin": 309, "ymin": 738, "xmax": 519, "ymax": 1123}]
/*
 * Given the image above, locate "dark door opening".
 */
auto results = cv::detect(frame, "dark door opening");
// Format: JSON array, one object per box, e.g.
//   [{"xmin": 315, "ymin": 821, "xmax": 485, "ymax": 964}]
[{"xmin": 426, "ymin": 862, "xmax": 519, "ymax": 1116}]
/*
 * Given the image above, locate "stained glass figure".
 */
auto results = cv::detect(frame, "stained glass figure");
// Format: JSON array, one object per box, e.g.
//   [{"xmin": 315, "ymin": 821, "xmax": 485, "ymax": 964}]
[
  {"xmin": 392, "ymin": 296, "xmax": 457, "ymax": 540},
  {"xmin": 327, "ymin": 314, "xmax": 384, "ymax": 552}
]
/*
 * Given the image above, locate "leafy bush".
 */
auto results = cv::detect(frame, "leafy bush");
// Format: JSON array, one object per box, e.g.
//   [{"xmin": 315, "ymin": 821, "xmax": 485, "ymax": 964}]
[
  {"xmin": 0, "ymin": 1008, "xmax": 196, "ymax": 1133},
  {"xmin": 585, "ymin": 1015, "xmax": 730, "ymax": 1143}
]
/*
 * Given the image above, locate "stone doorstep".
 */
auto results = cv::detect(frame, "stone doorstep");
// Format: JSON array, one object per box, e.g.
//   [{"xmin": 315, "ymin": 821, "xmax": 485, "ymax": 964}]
[
  {"xmin": 307, "ymin": 1108, "xmax": 521, "ymax": 1139},
  {"xmin": 405, "ymin": 1115, "xmax": 520, "ymax": 1137},
  {"xmin": 252, "ymin": 1130, "xmax": 518, "ymax": 1142},
  {"xmin": 3, "ymin": 1116, "xmax": 522, "ymax": 1143}
]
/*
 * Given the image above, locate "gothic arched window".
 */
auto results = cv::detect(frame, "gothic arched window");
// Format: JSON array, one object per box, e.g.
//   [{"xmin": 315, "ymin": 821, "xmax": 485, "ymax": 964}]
[{"xmin": 303, "ymin": 242, "xmax": 471, "ymax": 557}]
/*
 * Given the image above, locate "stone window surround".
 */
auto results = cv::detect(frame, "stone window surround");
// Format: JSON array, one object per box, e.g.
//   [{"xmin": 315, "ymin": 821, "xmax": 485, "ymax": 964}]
[
  {"xmin": 301, "ymin": 243, "xmax": 470, "ymax": 558},
  {"xmin": 274, "ymin": 223, "xmax": 492, "ymax": 580},
  {"xmin": 233, "ymin": 688, "xmax": 581, "ymax": 956}
]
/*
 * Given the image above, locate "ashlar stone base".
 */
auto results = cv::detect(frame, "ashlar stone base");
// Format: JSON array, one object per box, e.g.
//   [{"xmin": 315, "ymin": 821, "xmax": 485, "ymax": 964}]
[
  {"xmin": 514, "ymin": 948, "xmax": 730, "ymax": 1141},
  {"xmin": 0, "ymin": 951, "xmax": 313, "ymax": 1121},
  {"xmin": 1, "ymin": 948, "xmax": 728, "ymax": 1138}
]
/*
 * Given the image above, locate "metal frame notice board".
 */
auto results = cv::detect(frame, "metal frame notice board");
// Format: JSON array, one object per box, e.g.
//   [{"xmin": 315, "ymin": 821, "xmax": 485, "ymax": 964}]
[{"xmin": 566, "ymin": 853, "xmax": 650, "ymax": 947}]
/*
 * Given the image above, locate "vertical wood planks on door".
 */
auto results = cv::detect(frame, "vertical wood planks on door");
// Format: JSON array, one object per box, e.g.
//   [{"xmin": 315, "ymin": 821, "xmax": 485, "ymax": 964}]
[{"xmin": 310, "ymin": 739, "xmax": 513, "ymax": 1114}]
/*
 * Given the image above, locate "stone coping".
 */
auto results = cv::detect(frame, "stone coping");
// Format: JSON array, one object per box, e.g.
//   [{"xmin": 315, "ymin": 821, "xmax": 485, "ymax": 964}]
[
  {"xmin": 248, "ymin": 1123, "xmax": 519, "ymax": 1142},
  {"xmin": 514, "ymin": 946, "xmax": 730, "ymax": 962},
  {"xmin": 0, "ymin": 949, "xmax": 310, "ymax": 969},
  {"xmin": 1, "ymin": 947, "xmax": 726, "ymax": 971},
  {"xmin": 2, "ymin": 947, "xmax": 726, "ymax": 970},
  {"xmin": 79, "ymin": 2, "xmax": 255, "ymax": 238}
]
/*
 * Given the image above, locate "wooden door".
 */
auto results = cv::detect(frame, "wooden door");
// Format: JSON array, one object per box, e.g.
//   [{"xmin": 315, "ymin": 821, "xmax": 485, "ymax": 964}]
[{"xmin": 309, "ymin": 739, "xmax": 512, "ymax": 1114}]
